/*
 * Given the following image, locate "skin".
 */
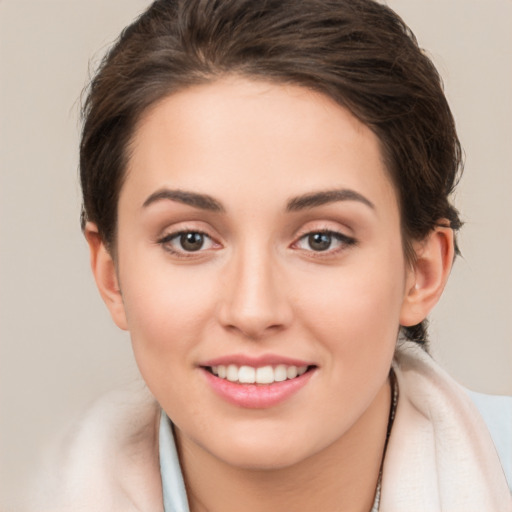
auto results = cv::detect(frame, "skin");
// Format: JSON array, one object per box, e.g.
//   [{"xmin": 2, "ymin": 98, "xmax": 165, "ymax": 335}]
[{"xmin": 86, "ymin": 78, "xmax": 454, "ymax": 512}]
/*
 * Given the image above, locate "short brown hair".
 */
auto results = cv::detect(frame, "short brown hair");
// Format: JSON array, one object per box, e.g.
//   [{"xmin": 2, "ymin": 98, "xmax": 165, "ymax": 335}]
[{"xmin": 80, "ymin": 0, "xmax": 463, "ymax": 344}]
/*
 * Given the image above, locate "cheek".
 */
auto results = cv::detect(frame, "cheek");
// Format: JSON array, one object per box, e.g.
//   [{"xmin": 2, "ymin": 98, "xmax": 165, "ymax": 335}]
[
  {"xmin": 120, "ymin": 270, "xmax": 219, "ymax": 425},
  {"xmin": 118, "ymin": 257, "xmax": 219, "ymax": 377},
  {"xmin": 291, "ymin": 259, "xmax": 404, "ymax": 422},
  {"xmin": 294, "ymin": 247, "xmax": 406, "ymax": 362},
  {"xmin": 301, "ymin": 265, "xmax": 404, "ymax": 341}
]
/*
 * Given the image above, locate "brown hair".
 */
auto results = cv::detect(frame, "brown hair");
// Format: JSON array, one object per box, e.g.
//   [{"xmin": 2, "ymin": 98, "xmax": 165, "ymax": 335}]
[{"xmin": 80, "ymin": 0, "xmax": 463, "ymax": 345}]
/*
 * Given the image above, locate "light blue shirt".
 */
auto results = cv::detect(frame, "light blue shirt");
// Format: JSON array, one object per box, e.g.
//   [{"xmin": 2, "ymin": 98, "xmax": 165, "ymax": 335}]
[
  {"xmin": 465, "ymin": 389, "xmax": 512, "ymax": 491},
  {"xmin": 159, "ymin": 412, "xmax": 189, "ymax": 512}
]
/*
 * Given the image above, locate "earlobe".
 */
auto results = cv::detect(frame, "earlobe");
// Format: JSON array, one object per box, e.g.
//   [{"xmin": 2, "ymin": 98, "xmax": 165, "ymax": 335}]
[
  {"xmin": 84, "ymin": 222, "xmax": 128, "ymax": 330},
  {"xmin": 400, "ymin": 224, "xmax": 455, "ymax": 327}
]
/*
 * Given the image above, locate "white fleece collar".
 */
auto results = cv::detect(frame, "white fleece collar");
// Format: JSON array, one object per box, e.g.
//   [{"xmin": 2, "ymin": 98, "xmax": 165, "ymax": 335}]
[{"xmin": 380, "ymin": 342, "xmax": 512, "ymax": 511}]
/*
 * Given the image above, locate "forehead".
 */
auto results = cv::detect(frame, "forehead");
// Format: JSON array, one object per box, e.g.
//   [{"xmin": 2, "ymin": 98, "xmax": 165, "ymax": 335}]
[{"xmin": 123, "ymin": 78, "xmax": 398, "ymax": 215}]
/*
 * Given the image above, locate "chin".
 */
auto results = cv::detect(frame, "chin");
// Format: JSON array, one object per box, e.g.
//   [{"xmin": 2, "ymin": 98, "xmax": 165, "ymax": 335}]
[
  {"xmin": 194, "ymin": 423, "xmax": 327, "ymax": 471},
  {"xmin": 215, "ymin": 445, "xmax": 310, "ymax": 471}
]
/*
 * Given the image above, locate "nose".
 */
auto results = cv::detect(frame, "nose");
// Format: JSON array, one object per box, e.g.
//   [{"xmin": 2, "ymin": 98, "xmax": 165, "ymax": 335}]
[{"xmin": 216, "ymin": 245, "xmax": 293, "ymax": 340}]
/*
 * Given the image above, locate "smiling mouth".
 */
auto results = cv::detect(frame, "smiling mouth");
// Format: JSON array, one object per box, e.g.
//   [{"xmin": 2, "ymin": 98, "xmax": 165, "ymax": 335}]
[{"xmin": 203, "ymin": 364, "xmax": 315, "ymax": 385}]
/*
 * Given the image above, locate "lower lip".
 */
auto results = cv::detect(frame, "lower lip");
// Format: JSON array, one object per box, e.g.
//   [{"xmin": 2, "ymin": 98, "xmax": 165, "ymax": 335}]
[{"xmin": 201, "ymin": 368, "xmax": 315, "ymax": 409}]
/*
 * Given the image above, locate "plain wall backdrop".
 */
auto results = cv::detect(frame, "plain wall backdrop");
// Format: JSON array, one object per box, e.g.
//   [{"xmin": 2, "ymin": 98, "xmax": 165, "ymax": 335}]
[{"xmin": 1, "ymin": 0, "xmax": 511, "ymax": 508}]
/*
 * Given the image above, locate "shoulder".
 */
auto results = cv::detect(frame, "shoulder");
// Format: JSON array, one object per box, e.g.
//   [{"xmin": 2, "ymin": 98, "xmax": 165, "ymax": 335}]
[
  {"xmin": 393, "ymin": 342, "xmax": 512, "ymax": 494},
  {"xmin": 26, "ymin": 381, "xmax": 164, "ymax": 512}
]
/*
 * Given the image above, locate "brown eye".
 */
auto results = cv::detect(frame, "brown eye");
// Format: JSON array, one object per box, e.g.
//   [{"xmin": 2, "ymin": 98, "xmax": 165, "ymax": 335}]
[
  {"xmin": 180, "ymin": 232, "xmax": 205, "ymax": 251},
  {"xmin": 158, "ymin": 230, "xmax": 216, "ymax": 255},
  {"xmin": 295, "ymin": 230, "xmax": 356, "ymax": 254},
  {"xmin": 308, "ymin": 233, "xmax": 332, "ymax": 251}
]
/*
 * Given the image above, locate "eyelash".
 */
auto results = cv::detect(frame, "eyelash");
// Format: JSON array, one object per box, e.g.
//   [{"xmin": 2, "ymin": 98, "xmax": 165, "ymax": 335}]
[
  {"xmin": 157, "ymin": 228, "xmax": 357, "ymax": 258},
  {"xmin": 292, "ymin": 229, "xmax": 357, "ymax": 256},
  {"xmin": 157, "ymin": 229, "xmax": 218, "ymax": 258}
]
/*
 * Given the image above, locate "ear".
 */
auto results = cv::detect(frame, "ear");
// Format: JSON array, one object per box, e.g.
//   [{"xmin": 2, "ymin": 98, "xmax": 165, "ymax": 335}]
[
  {"xmin": 84, "ymin": 222, "xmax": 128, "ymax": 330},
  {"xmin": 400, "ymin": 224, "xmax": 455, "ymax": 327}
]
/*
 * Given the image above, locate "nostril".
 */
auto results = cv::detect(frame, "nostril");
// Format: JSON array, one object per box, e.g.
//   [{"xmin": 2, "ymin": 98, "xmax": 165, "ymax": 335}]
[
  {"xmin": 222, "ymin": 319, "xmax": 287, "ymax": 341},
  {"xmin": 216, "ymin": 266, "xmax": 293, "ymax": 338}
]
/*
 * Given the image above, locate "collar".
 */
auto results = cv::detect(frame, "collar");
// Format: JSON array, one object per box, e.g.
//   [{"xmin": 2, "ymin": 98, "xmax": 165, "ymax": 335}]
[
  {"xmin": 380, "ymin": 342, "xmax": 512, "ymax": 511},
  {"xmin": 159, "ymin": 412, "xmax": 190, "ymax": 512}
]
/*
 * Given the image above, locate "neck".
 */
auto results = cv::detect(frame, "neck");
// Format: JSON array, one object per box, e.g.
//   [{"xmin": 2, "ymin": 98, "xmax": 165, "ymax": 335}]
[{"xmin": 176, "ymin": 379, "xmax": 391, "ymax": 512}]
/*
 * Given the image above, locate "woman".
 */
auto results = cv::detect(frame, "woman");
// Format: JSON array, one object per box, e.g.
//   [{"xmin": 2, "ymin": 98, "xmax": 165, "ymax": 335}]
[{"xmin": 29, "ymin": 0, "xmax": 511, "ymax": 510}]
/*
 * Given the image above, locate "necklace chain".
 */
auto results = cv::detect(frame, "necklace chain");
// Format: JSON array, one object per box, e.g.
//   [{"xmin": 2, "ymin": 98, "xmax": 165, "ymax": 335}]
[{"xmin": 370, "ymin": 369, "xmax": 399, "ymax": 512}]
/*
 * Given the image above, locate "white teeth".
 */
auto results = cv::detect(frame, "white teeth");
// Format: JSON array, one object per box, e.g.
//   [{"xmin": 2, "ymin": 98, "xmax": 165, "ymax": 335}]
[
  {"xmin": 238, "ymin": 366, "xmax": 256, "ymax": 383},
  {"xmin": 274, "ymin": 365, "xmax": 287, "ymax": 382},
  {"xmin": 256, "ymin": 366, "xmax": 274, "ymax": 384},
  {"xmin": 227, "ymin": 364, "xmax": 238, "ymax": 382},
  {"xmin": 209, "ymin": 364, "xmax": 311, "ymax": 384},
  {"xmin": 286, "ymin": 366, "xmax": 298, "ymax": 379}
]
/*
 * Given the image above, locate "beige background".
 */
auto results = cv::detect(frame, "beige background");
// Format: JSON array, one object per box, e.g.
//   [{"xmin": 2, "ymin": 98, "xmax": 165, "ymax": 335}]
[{"xmin": 1, "ymin": 0, "xmax": 511, "ymax": 508}]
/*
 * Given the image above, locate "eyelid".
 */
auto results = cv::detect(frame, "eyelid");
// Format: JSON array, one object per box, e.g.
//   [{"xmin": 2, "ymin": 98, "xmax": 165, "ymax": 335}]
[
  {"xmin": 157, "ymin": 227, "xmax": 221, "ymax": 257},
  {"xmin": 291, "ymin": 227, "xmax": 357, "ymax": 255}
]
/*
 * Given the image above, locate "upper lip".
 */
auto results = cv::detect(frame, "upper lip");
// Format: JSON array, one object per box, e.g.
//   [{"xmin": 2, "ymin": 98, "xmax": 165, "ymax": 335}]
[{"xmin": 200, "ymin": 354, "xmax": 316, "ymax": 368}]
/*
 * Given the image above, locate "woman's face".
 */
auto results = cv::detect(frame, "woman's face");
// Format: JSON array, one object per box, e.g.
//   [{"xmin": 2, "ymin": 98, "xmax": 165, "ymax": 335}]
[{"xmin": 112, "ymin": 78, "xmax": 415, "ymax": 469}]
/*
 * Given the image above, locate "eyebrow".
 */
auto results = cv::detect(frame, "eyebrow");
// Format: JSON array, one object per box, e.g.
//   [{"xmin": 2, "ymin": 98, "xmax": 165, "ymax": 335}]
[
  {"xmin": 142, "ymin": 187, "xmax": 374, "ymax": 213},
  {"xmin": 286, "ymin": 189, "xmax": 375, "ymax": 212},
  {"xmin": 142, "ymin": 188, "xmax": 225, "ymax": 212}
]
